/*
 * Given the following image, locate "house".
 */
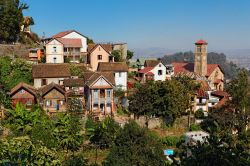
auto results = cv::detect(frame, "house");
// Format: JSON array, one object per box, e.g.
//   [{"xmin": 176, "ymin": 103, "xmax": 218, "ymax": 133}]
[
  {"xmin": 194, "ymin": 89, "xmax": 209, "ymax": 112},
  {"xmin": 46, "ymin": 38, "xmax": 84, "ymax": 63},
  {"xmin": 32, "ymin": 64, "xmax": 71, "ymax": 88},
  {"xmin": 28, "ymin": 48, "xmax": 44, "ymax": 62},
  {"xmin": 84, "ymin": 72, "xmax": 115, "ymax": 115},
  {"xmin": 138, "ymin": 60, "xmax": 167, "ymax": 83},
  {"xmin": 64, "ymin": 78, "xmax": 85, "ymax": 95},
  {"xmin": 87, "ymin": 44, "xmax": 114, "ymax": 71},
  {"xmin": 45, "ymin": 30, "xmax": 87, "ymax": 63},
  {"xmin": 210, "ymin": 90, "xmax": 230, "ymax": 108},
  {"xmin": 184, "ymin": 131, "xmax": 209, "ymax": 145},
  {"xmin": 129, "ymin": 58, "xmax": 158, "ymax": 72},
  {"xmin": 97, "ymin": 62, "xmax": 128, "ymax": 91},
  {"xmin": 39, "ymin": 82, "xmax": 67, "ymax": 114},
  {"xmin": 10, "ymin": 82, "xmax": 38, "ymax": 108},
  {"xmin": 172, "ymin": 40, "xmax": 224, "ymax": 91}
]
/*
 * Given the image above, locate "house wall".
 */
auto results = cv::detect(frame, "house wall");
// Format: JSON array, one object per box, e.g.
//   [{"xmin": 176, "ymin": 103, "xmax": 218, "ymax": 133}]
[
  {"xmin": 11, "ymin": 89, "xmax": 36, "ymax": 107},
  {"xmin": 34, "ymin": 78, "xmax": 67, "ymax": 88},
  {"xmin": 92, "ymin": 77, "xmax": 112, "ymax": 87},
  {"xmin": 152, "ymin": 62, "xmax": 167, "ymax": 81},
  {"xmin": 90, "ymin": 45, "xmax": 111, "ymax": 71},
  {"xmin": 115, "ymin": 72, "xmax": 127, "ymax": 90},
  {"xmin": 208, "ymin": 67, "xmax": 224, "ymax": 90},
  {"xmin": 46, "ymin": 39, "xmax": 64, "ymax": 63},
  {"xmin": 62, "ymin": 32, "xmax": 87, "ymax": 52},
  {"xmin": 43, "ymin": 89, "xmax": 65, "ymax": 99}
]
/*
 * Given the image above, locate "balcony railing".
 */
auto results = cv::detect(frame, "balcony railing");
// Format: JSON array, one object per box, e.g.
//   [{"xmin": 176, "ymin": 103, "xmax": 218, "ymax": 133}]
[
  {"xmin": 93, "ymin": 97, "xmax": 112, "ymax": 104},
  {"xmin": 64, "ymin": 52, "xmax": 82, "ymax": 56}
]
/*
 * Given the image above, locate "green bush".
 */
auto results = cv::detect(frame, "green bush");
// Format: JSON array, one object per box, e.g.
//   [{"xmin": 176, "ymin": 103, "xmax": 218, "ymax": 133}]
[
  {"xmin": 161, "ymin": 136, "xmax": 183, "ymax": 147},
  {"xmin": 190, "ymin": 124, "xmax": 201, "ymax": 131},
  {"xmin": 195, "ymin": 109, "xmax": 204, "ymax": 119}
]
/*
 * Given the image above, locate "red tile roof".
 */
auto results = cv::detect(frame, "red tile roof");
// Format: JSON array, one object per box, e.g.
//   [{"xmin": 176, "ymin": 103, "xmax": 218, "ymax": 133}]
[
  {"xmin": 214, "ymin": 79, "xmax": 223, "ymax": 84},
  {"xmin": 211, "ymin": 91, "xmax": 230, "ymax": 98},
  {"xmin": 195, "ymin": 39, "xmax": 208, "ymax": 45},
  {"xmin": 138, "ymin": 67, "xmax": 153, "ymax": 74},
  {"xmin": 172, "ymin": 62, "xmax": 222, "ymax": 77},
  {"xmin": 145, "ymin": 72, "xmax": 154, "ymax": 76},
  {"xmin": 196, "ymin": 89, "xmax": 209, "ymax": 98},
  {"xmin": 172, "ymin": 62, "xmax": 194, "ymax": 74},
  {"xmin": 56, "ymin": 38, "xmax": 82, "ymax": 48},
  {"xmin": 52, "ymin": 30, "xmax": 75, "ymax": 38},
  {"xmin": 197, "ymin": 80, "xmax": 211, "ymax": 91}
]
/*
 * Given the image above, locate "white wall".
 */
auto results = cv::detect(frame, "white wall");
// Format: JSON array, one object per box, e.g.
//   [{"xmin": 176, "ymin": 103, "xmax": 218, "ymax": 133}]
[
  {"xmin": 115, "ymin": 72, "xmax": 127, "ymax": 91},
  {"xmin": 46, "ymin": 39, "xmax": 64, "ymax": 63},
  {"xmin": 152, "ymin": 62, "xmax": 167, "ymax": 81},
  {"xmin": 63, "ymin": 31, "xmax": 87, "ymax": 52}
]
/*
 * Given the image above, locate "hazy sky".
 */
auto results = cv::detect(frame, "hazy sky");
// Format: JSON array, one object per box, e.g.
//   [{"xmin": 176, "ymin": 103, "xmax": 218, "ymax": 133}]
[{"xmin": 23, "ymin": 0, "xmax": 250, "ymax": 50}]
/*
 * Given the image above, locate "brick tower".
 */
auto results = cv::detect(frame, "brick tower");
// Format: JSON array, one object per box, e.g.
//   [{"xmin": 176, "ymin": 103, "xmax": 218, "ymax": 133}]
[{"xmin": 194, "ymin": 40, "xmax": 208, "ymax": 76}]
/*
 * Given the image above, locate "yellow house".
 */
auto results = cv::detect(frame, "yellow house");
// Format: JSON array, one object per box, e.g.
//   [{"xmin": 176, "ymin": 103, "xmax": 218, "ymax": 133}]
[{"xmin": 87, "ymin": 44, "xmax": 114, "ymax": 71}]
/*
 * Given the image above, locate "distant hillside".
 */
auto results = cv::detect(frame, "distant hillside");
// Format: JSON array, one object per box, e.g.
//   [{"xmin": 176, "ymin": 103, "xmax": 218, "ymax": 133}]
[{"xmin": 161, "ymin": 52, "xmax": 238, "ymax": 79}]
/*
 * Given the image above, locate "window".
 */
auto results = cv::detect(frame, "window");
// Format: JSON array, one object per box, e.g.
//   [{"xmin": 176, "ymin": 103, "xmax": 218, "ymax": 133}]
[
  {"xmin": 53, "ymin": 57, "xmax": 57, "ymax": 63},
  {"xmin": 53, "ymin": 46, "xmax": 57, "ymax": 53},
  {"xmin": 93, "ymin": 89, "xmax": 98, "ymax": 98},
  {"xmin": 199, "ymin": 98, "xmax": 202, "ymax": 104},
  {"xmin": 119, "ymin": 72, "xmax": 122, "ymax": 77},
  {"xmin": 75, "ymin": 48, "xmax": 80, "ymax": 52},
  {"xmin": 20, "ymin": 89, "xmax": 25, "ymax": 94},
  {"xmin": 158, "ymin": 70, "xmax": 162, "ymax": 76},
  {"xmin": 64, "ymin": 48, "xmax": 67, "ymax": 52},
  {"xmin": 100, "ymin": 89, "xmax": 105, "ymax": 98},
  {"xmin": 107, "ymin": 89, "xmax": 111, "ymax": 98},
  {"xmin": 197, "ymin": 46, "xmax": 202, "ymax": 52},
  {"xmin": 159, "ymin": 64, "xmax": 161, "ymax": 67},
  {"xmin": 98, "ymin": 55, "xmax": 102, "ymax": 60},
  {"xmin": 41, "ymin": 79, "xmax": 47, "ymax": 86},
  {"xmin": 46, "ymin": 100, "xmax": 51, "ymax": 107}
]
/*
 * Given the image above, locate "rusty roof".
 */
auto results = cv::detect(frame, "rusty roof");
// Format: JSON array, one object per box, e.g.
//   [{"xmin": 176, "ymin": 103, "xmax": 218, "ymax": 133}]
[
  {"xmin": 32, "ymin": 64, "xmax": 71, "ymax": 78},
  {"xmin": 97, "ymin": 62, "xmax": 128, "ymax": 72}
]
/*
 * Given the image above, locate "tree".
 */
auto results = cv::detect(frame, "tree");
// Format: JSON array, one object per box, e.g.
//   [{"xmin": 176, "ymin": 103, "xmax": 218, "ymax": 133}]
[
  {"xmin": 89, "ymin": 117, "xmax": 120, "ymax": 149},
  {"xmin": 227, "ymin": 69, "xmax": 250, "ymax": 134},
  {"xmin": 104, "ymin": 121, "xmax": 166, "ymax": 166},
  {"xmin": 53, "ymin": 113, "xmax": 83, "ymax": 153},
  {"xmin": 69, "ymin": 64, "xmax": 85, "ymax": 77},
  {"xmin": 0, "ymin": 0, "xmax": 29, "ymax": 43},
  {"xmin": 178, "ymin": 134, "xmax": 250, "ymax": 166},
  {"xmin": 126, "ymin": 50, "xmax": 134, "ymax": 60},
  {"xmin": 111, "ymin": 50, "xmax": 123, "ymax": 62},
  {"xmin": 0, "ymin": 136, "xmax": 61, "ymax": 165},
  {"xmin": 0, "ymin": 56, "xmax": 33, "ymax": 91},
  {"xmin": 129, "ymin": 79, "xmax": 198, "ymax": 125},
  {"xmin": 3, "ymin": 103, "xmax": 46, "ymax": 136},
  {"xmin": 87, "ymin": 37, "xmax": 94, "ymax": 44}
]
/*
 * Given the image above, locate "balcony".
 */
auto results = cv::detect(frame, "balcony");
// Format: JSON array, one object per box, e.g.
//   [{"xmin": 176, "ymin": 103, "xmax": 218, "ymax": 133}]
[
  {"xmin": 93, "ymin": 97, "xmax": 112, "ymax": 104},
  {"xmin": 64, "ymin": 52, "xmax": 82, "ymax": 57}
]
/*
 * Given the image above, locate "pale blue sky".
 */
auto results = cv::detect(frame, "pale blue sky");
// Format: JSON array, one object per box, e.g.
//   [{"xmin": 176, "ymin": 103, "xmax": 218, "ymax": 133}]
[{"xmin": 23, "ymin": 0, "xmax": 250, "ymax": 51}]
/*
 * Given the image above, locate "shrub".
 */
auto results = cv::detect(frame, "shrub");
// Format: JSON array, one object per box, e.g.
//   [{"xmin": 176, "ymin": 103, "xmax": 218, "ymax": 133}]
[
  {"xmin": 195, "ymin": 109, "xmax": 204, "ymax": 119},
  {"xmin": 190, "ymin": 124, "xmax": 201, "ymax": 131},
  {"xmin": 161, "ymin": 136, "xmax": 183, "ymax": 147}
]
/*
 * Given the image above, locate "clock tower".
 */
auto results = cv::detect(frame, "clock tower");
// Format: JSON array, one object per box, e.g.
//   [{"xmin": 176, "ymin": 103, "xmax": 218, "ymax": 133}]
[{"xmin": 194, "ymin": 40, "xmax": 208, "ymax": 76}]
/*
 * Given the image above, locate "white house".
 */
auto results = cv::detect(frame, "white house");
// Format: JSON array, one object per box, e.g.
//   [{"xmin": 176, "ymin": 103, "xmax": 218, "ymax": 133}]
[
  {"xmin": 32, "ymin": 64, "xmax": 71, "ymax": 88},
  {"xmin": 51, "ymin": 30, "xmax": 87, "ymax": 52},
  {"xmin": 97, "ymin": 62, "xmax": 128, "ymax": 91},
  {"xmin": 45, "ymin": 30, "xmax": 87, "ymax": 63},
  {"xmin": 138, "ymin": 60, "xmax": 167, "ymax": 83},
  {"xmin": 184, "ymin": 131, "xmax": 209, "ymax": 145}
]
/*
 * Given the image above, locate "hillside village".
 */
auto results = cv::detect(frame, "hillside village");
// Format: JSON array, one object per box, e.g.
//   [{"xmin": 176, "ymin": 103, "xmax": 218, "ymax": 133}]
[
  {"xmin": 0, "ymin": 0, "xmax": 250, "ymax": 165},
  {"xmin": 6, "ymin": 29, "xmax": 228, "ymax": 120}
]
